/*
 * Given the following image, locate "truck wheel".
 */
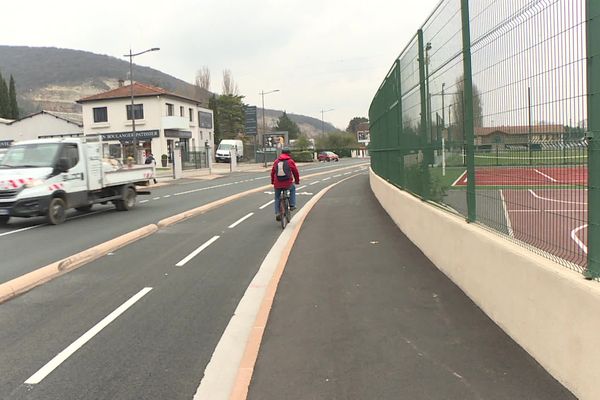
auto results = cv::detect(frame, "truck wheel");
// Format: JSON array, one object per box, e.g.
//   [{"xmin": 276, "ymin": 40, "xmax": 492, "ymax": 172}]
[
  {"xmin": 47, "ymin": 197, "xmax": 67, "ymax": 225},
  {"xmin": 0, "ymin": 216, "xmax": 9, "ymax": 225},
  {"xmin": 116, "ymin": 188, "xmax": 136, "ymax": 211},
  {"xmin": 75, "ymin": 205, "xmax": 93, "ymax": 212}
]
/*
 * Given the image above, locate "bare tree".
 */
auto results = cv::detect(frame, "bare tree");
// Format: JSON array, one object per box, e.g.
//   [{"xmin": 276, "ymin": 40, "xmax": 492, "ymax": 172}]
[
  {"xmin": 222, "ymin": 69, "xmax": 239, "ymax": 95},
  {"xmin": 195, "ymin": 66, "xmax": 211, "ymax": 91}
]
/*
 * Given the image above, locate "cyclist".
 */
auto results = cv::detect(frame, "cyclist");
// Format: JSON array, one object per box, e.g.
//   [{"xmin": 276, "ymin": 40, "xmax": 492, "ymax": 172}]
[{"xmin": 271, "ymin": 147, "xmax": 300, "ymax": 221}]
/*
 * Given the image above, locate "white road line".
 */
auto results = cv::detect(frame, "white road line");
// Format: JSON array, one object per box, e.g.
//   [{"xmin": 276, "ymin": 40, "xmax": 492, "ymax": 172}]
[
  {"xmin": 322, "ymin": 177, "xmax": 331, "ymax": 181},
  {"xmin": 499, "ymin": 189, "xmax": 514, "ymax": 237},
  {"xmin": 344, "ymin": 172, "xmax": 352, "ymax": 175},
  {"xmin": 296, "ymin": 185, "xmax": 307, "ymax": 190},
  {"xmin": 152, "ymin": 197, "xmax": 161, "ymax": 200},
  {"xmin": 163, "ymin": 195, "xmax": 171, "ymax": 198},
  {"xmin": 528, "ymin": 189, "xmax": 586, "ymax": 205},
  {"xmin": 25, "ymin": 287, "xmax": 153, "ymax": 385},
  {"xmin": 309, "ymin": 181, "xmax": 320, "ymax": 185},
  {"xmin": 571, "ymin": 224, "xmax": 588, "ymax": 254},
  {"xmin": 451, "ymin": 171, "xmax": 467, "ymax": 187},
  {"xmin": 259, "ymin": 200, "xmax": 275, "ymax": 210},
  {"xmin": 0, "ymin": 225, "xmax": 41, "ymax": 237},
  {"xmin": 176, "ymin": 236, "xmax": 220, "ymax": 267},
  {"xmin": 174, "ymin": 182, "xmax": 234, "ymax": 196},
  {"xmin": 534, "ymin": 169, "xmax": 558, "ymax": 182},
  {"xmin": 228, "ymin": 212, "xmax": 254, "ymax": 229},
  {"xmin": 139, "ymin": 200, "xmax": 149, "ymax": 204},
  {"xmin": 333, "ymin": 174, "xmax": 341, "ymax": 178}
]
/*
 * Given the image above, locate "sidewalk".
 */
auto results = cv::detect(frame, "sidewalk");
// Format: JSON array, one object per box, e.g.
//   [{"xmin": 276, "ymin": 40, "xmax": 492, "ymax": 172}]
[{"xmin": 246, "ymin": 174, "xmax": 574, "ymax": 400}]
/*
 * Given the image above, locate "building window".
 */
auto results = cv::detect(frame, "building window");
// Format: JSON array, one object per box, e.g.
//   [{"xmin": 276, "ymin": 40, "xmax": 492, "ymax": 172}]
[
  {"xmin": 166, "ymin": 103, "xmax": 174, "ymax": 116},
  {"xmin": 180, "ymin": 106, "xmax": 184, "ymax": 117},
  {"xmin": 126, "ymin": 104, "xmax": 144, "ymax": 120},
  {"xmin": 189, "ymin": 108, "xmax": 193, "ymax": 122},
  {"xmin": 93, "ymin": 107, "xmax": 108, "ymax": 123}
]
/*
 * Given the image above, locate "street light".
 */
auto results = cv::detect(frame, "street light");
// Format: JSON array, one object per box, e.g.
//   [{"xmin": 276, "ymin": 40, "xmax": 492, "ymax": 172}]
[
  {"xmin": 320, "ymin": 108, "xmax": 334, "ymax": 135},
  {"xmin": 260, "ymin": 89, "xmax": 280, "ymax": 167},
  {"xmin": 123, "ymin": 47, "xmax": 160, "ymax": 164}
]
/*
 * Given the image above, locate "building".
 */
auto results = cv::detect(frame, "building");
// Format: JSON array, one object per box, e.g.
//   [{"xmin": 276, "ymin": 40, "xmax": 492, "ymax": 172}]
[
  {"xmin": 77, "ymin": 82, "xmax": 214, "ymax": 164},
  {"xmin": 354, "ymin": 121, "xmax": 370, "ymax": 157},
  {"xmin": 474, "ymin": 125, "xmax": 567, "ymax": 148},
  {"xmin": 0, "ymin": 111, "xmax": 83, "ymax": 149}
]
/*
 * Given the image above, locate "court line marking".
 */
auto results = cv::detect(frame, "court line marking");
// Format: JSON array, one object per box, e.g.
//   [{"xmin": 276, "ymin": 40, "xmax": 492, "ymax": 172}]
[
  {"xmin": 451, "ymin": 170, "xmax": 467, "ymax": 187},
  {"xmin": 528, "ymin": 190, "xmax": 586, "ymax": 205},
  {"xmin": 259, "ymin": 200, "xmax": 275, "ymax": 210},
  {"xmin": 176, "ymin": 236, "xmax": 220, "ymax": 267},
  {"xmin": 571, "ymin": 224, "xmax": 588, "ymax": 254},
  {"xmin": 534, "ymin": 169, "xmax": 558, "ymax": 182},
  {"xmin": 499, "ymin": 190, "xmax": 514, "ymax": 237},
  {"xmin": 228, "ymin": 213, "xmax": 254, "ymax": 229},
  {"xmin": 25, "ymin": 287, "xmax": 153, "ymax": 385}
]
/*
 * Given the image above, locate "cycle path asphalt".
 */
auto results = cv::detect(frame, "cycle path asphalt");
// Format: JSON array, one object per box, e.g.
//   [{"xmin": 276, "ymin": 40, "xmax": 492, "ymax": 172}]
[{"xmin": 246, "ymin": 173, "xmax": 575, "ymax": 400}]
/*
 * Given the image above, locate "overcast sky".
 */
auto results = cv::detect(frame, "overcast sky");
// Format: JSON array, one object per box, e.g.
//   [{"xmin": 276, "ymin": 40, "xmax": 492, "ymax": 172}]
[{"xmin": 3, "ymin": 0, "xmax": 440, "ymax": 129}]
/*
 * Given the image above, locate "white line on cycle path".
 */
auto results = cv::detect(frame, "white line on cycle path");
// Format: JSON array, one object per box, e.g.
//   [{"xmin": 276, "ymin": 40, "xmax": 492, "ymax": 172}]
[
  {"xmin": 175, "ymin": 236, "xmax": 220, "ymax": 267},
  {"xmin": 25, "ymin": 287, "xmax": 153, "ymax": 385},
  {"xmin": 228, "ymin": 213, "xmax": 254, "ymax": 229}
]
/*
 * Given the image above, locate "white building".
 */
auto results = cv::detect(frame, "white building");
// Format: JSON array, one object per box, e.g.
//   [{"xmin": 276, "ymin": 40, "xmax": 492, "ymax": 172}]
[
  {"xmin": 77, "ymin": 82, "xmax": 214, "ymax": 165},
  {"xmin": 0, "ymin": 111, "xmax": 83, "ymax": 149}
]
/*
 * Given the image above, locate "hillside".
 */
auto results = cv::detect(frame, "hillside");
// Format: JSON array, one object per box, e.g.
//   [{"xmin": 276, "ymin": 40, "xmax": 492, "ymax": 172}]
[{"xmin": 0, "ymin": 45, "xmax": 337, "ymax": 135}]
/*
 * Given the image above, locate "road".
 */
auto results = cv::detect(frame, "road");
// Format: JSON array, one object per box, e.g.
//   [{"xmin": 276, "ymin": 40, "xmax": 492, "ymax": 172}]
[
  {"xmin": 0, "ymin": 159, "xmax": 574, "ymax": 399},
  {"xmin": 0, "ymin": 159, "xmax": 366, "ymax": 284},
  {"xmin": 0, "ymin": 159, "xmax": 368, "ymax": 399}
]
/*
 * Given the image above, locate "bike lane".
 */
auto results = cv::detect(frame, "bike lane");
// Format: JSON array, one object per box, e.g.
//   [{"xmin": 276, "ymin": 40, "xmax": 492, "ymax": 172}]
[{"xmin": 246, "ymin": 174, "xmax": 574, "ymax": 400}]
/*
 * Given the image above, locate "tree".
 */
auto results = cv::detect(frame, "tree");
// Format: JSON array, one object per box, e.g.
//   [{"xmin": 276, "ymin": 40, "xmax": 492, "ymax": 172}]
[
  {"xmin": 450, "ymin": 77, "xmax": 483, "ymax": 143},
  {"xmin": 346, "ymin": 116, "xmax": 368, "ymax": 134},
  {"xmin": 208, "ymin": 94, "xmax": 221, "ymax": 142},
  {"xmin": 195, "ymin": 66, "xmax": 211, "ymax": 91},
  {"xmin": 275, "ymin": 111, "xmax": 301, "ymax": 140},
  {"xmin": 222, "ymin": 69, "xmax": 239, "ymax": 96},
  {"xmin": 0, "ymin": 71, "xmax": 9, "ymax": 119},
  {"xmin": 294, "ymin": 134, "xmax": 312, "ymax": 150},
  {"xmin": 316, "ymin": 131, "xmax": 359, "ymax": 150},
  {"xmin": 8, "ymin": 75, "xmax": 19, "ymax": 119},
  {"xmin": 216, "ymin": 94, "xmax": 245, "ymax": 140}
]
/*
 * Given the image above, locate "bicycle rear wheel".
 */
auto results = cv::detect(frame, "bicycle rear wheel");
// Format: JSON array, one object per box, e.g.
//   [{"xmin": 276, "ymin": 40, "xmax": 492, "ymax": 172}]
[
  {"xmin": 279, "ymin": 198, "xmax": 287, "ymax": 229},
  {"xmin": 285, "ymin": 197, "xmax": 291, "ymax": 222}
]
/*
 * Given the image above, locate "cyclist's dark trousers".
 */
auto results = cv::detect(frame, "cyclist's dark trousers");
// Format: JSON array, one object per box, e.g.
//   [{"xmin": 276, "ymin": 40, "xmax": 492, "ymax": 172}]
[{"xmin": 274, "ymin": 184, "xmax": 296, "ymax": 214}]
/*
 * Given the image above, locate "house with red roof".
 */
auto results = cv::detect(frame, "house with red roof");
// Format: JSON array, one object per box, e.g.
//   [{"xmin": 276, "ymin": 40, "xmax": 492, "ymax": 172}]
[{"xmin": 77, "ymin": 82, "xmax": 214, "ymax": 164}]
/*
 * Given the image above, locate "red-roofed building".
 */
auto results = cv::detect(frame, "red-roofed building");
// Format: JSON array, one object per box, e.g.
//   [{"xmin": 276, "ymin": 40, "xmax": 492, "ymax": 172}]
[
  {"xmin": 474, "ymin": 124, "xmax": 566, "ymax": 147},
  {"xmin": 77, "ymin": 82, "xmax": 214, "ymax": 165}
]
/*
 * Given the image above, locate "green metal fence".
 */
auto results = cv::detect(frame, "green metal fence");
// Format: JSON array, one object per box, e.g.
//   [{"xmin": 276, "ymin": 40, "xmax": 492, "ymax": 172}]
[{"xmin": 370, "ymin": 0, "xmax": 599, "ymax": 277}]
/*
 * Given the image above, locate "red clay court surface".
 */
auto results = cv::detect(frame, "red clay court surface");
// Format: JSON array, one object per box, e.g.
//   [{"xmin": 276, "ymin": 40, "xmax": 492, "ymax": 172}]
[
  {"xmin": 452, "ymin": 166, "xmax": 587, "ymax": 186},
  {"xmin": 501, "ymin": 188, "xmax": 587, "ymax": 268},
  {"xmin": 452, "ymin": 166, "xmax": 588, "ymax": 268}
]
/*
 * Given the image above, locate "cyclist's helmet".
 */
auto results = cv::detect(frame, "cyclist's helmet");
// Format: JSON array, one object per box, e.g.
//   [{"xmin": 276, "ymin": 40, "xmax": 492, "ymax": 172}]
[{"xmin": 281, "ymin": 147, "xmax": 291, "ymax": 154}]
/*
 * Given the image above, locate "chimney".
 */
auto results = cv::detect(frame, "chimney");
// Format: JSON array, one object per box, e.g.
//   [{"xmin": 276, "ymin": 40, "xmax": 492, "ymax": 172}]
[{"xmin": 118, "ymin": 79, "xmax": 124, "ymax": 87}]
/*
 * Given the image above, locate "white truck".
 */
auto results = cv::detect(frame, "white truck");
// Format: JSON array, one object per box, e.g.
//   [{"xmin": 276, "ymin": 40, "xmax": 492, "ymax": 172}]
[
  {"xmin": 215, "ymin": 139, "xmax": 243, "ymax": 163},
  {"xmin": 0, "ymin": 138, "xmax": 155, "ymax": 225}
]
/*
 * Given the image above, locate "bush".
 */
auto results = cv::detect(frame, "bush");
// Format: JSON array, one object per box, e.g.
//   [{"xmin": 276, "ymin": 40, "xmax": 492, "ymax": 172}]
[{"xmin": 291, "ymin": 150, "xmax": 314, "ymax": 162}]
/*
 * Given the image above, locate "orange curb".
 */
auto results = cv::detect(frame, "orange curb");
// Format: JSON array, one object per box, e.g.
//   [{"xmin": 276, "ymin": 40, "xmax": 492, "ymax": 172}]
[{"xmin": 0, "ymin": 224, "xmax": 158, "ymax": 304}]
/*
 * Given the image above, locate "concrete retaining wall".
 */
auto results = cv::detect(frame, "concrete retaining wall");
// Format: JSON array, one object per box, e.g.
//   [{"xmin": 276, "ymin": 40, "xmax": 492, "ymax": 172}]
[{"xmin": 370, "ymin": 169, "xmax": 600, "ymax": 400}]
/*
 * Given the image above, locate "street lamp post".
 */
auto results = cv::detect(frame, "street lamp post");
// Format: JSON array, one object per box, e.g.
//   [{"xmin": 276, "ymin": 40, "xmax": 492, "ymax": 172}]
[
  {"xmin": 124, "ymin": 47, "xmax": 160, "ymax": 164},
  {"xmin": 260, "ymin": 89, "xmax": 280, "ymax": 167},
  {"xmin": 320, "ymin": 108, "xmax": 334, "ymax": 135}
]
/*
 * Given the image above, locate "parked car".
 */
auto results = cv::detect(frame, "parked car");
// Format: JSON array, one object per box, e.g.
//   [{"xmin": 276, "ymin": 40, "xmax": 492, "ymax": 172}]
[{"xmin": 318, "ymin": 151, "xmax": 339, "ymax": 162}]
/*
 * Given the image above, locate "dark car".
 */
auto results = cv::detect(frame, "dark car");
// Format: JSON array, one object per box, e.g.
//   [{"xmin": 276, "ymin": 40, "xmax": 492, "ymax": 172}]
[{"xmin": 317, "ymin": 151, "xmax": 339, "ymax": 162}]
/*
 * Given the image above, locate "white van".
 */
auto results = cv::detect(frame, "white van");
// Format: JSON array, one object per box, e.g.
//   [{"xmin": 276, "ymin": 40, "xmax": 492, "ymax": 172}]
[{"xmin": 215, "ymin": 139, "xmax": 244, "ymax": 162}]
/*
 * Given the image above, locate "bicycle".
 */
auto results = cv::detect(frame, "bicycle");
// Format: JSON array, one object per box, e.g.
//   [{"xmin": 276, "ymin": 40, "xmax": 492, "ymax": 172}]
[{"xmin": 278, "ymin": 188, "xmax": 292, "ymax": 229}]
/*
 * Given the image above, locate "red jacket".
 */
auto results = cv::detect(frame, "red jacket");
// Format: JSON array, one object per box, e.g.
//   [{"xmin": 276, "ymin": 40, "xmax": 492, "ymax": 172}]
[{"xmin": 271, "ymin": 153, "xmax": 300, "ymax": 189}]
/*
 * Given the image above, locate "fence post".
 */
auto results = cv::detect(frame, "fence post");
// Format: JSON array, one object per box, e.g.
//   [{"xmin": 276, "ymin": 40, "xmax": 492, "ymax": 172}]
[
  {"xmin": 461, "ymin": 0, "xmax": 476, "ymax": 222},
  {"xmin": 587, "ymin": 0, "xmax": 600, "ymax": 278},
  {"xmin": 395, "ymin": 59, "xmax": 405, "ymax": 187},
  {"xmin": 417, "ymin": 29, "xmax": 430, "ymax": 199}
]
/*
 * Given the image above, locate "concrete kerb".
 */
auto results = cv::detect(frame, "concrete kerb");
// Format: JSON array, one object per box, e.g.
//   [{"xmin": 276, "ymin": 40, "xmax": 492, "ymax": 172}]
[
  {"xmin": 0, "ymin": 163, "xmax": 368, "ymax": 305},
  {"xmin": 0, "ymin": 224, "xmax": 158, "ymax": 304}
]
